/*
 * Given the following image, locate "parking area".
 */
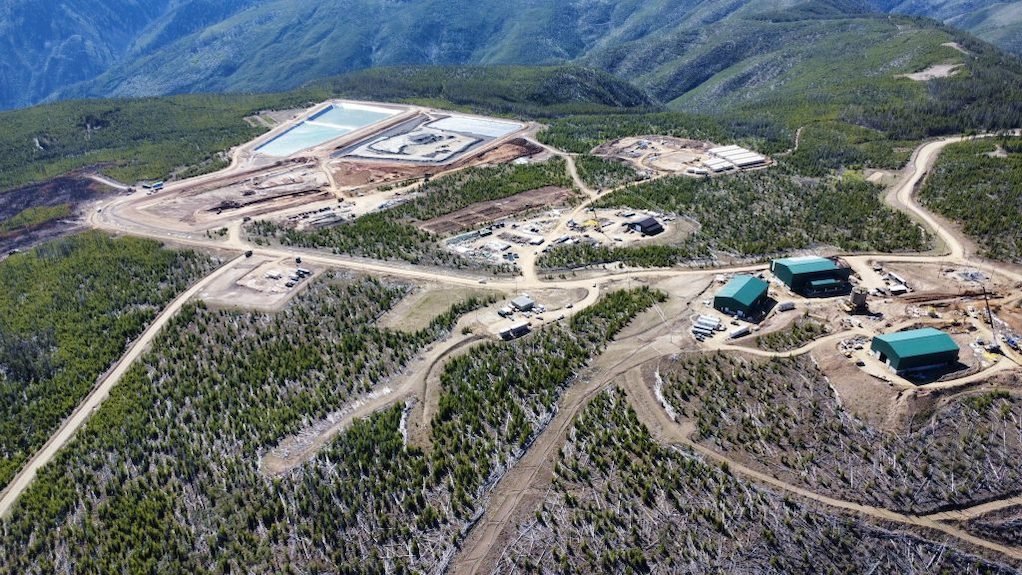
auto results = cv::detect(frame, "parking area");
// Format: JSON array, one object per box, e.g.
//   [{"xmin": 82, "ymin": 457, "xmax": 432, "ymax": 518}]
[{"xmin": 200, "ymin": 255, "xmax": 317, "ymax": 311}]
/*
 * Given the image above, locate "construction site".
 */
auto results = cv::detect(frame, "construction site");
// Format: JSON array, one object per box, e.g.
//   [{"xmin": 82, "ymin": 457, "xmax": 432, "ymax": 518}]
[
  {"xmin": 200, "ymin": 254, "xmax": 317, "ymax": 311},
  {"xmin": 113, "ymin": 100, "xmax": 536, "ymax": 236},
  {"xmin": 691, "ymin": 256, "xmax": 1021, "ymax": 395},
  {"xmin": 594, "ymin": 136, "xmax": 773, "ymax": 177},
  {"xmin": 57, "ymin": 107, "xmax": 1022, "ymax": 573},
  {"xmin": 444, "ymin": 208, "xmax": 690, "ymax": 266}
]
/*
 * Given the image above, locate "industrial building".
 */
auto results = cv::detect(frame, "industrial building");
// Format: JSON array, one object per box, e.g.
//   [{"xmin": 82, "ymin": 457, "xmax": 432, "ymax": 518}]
[
  {"xmin": 871, "ymin": 328, "xmax": 960, "ymax": 374},
  {"xmin": 511, "ymin": 295, "xmax": 535, "ymax": 312},
  {"xmin": 703, "ymin": 157, "xmax": 736, "ymax": 173},
  {"xmin": 703, "ymin": 145, "xmax": 768, "ymax": 172},
  {"xmin": 500, "ymin": 322, "xmax": 531, "ymax": 340},
  {"xmin": 714, "ymin": 275, "xmax": 770, "ymax": 318},
  {"xmin": 628, "ymin": 216, "xmax": 664, "ymax": 236},
  {"xmin": 771, "ymin": 256, "xmax": 851, "ymax": 296}
]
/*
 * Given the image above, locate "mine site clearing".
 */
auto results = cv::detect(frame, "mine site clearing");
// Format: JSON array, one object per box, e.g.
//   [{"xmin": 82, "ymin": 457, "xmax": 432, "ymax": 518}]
[
  {"xmin": 117, "ymin": 104, "xmax": 777, "ymax": 242},
  {"xmin": 199, "ymin": 254, "xmax": 318, "ymax": 312},
  {"xmin": 595, "ymin": 135, "xmax": 774, "ymax": 177},
  {"xmin": 119, "ymin": 99, "xmax": 534, "ymax": 235},
  {"xmin": 106, "ymin": 99, "xmax": 1022, "ymax": 381},
  {"xmin": 99, "ymin": 100, "xmax": 1022, "ymax": 383},
  {"xmin": 246, "ymin": 99, "xmax": 529, "ymax": 166},
  {"xmin": 690, "ymin": 257, "xmax": 1021, "ymax": 400},
  {"xmin": 18, "ymin": 101, "xmax": 1022, "ymax": 566},
  {"xmin": 445, "ymin": 208, "xmax": 693, "ymax": 267}
]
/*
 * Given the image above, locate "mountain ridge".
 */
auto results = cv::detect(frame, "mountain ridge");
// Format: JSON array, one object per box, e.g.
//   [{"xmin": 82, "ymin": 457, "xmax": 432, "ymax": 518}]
[{"xmin": 1, "ymin": 0, "xmax": 1021, "ymax": 112}]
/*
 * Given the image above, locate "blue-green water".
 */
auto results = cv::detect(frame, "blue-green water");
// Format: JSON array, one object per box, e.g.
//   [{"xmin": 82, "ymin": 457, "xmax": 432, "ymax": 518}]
[
  {"xmin": 256, "ymin": 104, "xmax": 397, "ymax": 157},
  {"xmin": 311, "ymin": 105, "xmax": 394, "ymax": 128}
]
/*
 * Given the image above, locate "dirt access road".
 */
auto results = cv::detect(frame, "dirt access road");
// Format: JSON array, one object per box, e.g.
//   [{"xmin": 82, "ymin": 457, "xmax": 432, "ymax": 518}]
[
  {"xmin": 6, "ymin": 125, "xmax": 1022, "ymax": 568},
  {"xmin": 452, "ymin": 282, "xmax": 707, "ymax": 575},
  {"xmin": 616, "ymin": 367, "xmax": 1022, "ymax": 563},
  {"xmin": 454, "ymin": 319, "xmax": 1022, "ymax": 573},
  {"xmin": 0, "ymin": 255, "xmax": 245, "ymax": 519},
  {"xmin": 261, "ymin": 317, "xmax": 488, "ymax": 475}
]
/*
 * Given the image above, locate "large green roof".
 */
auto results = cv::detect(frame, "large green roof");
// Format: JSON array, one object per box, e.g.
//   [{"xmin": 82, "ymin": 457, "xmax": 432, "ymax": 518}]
[
  {"xmin": 873, "ymin": 328, "xmax": 959, "ymax": 358},
  {"xmin": 773, "ymin": 256, "xmax": 839, "ymax": 276},
  {"xmin": 717, "ymin": 275, "xmax": 769, "ymax": 307}
]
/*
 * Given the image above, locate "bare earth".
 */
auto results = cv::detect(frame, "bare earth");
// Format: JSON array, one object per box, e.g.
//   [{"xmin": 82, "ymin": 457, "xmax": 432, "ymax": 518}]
[
  {"xmin": 901, "ymin": 63, "xmax": 963, "ymax": 81},
  {"xmin": 419, "ymin": 186, "xmax": 575, "ymax": 235},
  {"xmin": 4, "ymin": 96, "xmax": 1022, "ymax": 570}
]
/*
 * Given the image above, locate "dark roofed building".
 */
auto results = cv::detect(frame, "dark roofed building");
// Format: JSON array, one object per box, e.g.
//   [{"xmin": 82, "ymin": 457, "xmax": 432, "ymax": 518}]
[
  {"xmin": 511, "ymin": 295, "xmax": 535, "ymax": 312},
  {"xmin": 500, "ymin": 322, "xmax": 531, "ymax": 340},
  {"xmin": 628, "ymin": 216, "xmax": 664, "ymax": 236},
  {"xmin": 771, "ymin": 256, "xmax": 851, "ymax": 296}
]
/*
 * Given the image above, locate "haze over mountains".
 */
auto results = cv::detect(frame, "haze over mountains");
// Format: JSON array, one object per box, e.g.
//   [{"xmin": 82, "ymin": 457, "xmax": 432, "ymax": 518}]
[{"xmin": 0, "ymin": 0, "xmax": 1020, "ymax": 110}]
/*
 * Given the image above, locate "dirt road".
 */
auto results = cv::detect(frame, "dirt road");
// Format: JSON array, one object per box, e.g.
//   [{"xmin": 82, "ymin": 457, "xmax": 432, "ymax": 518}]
[
  {"xmin": 887, "ymin": 135, "xmax": 971, "ymax": 260},
  {"xmin": 0, "ymin": 255, "xmax": 244, "ymax": 518},
  {"xmin": 262, "ymin": 324, "xmax": 487, "ymax": 475},
  {"xmin": 11, "ymin": 124, "xmax": 1022, "ymax": 566},
  {"xmin": 457, "ymin": 326, "xmax": 1022, "ymax": 571},
  {"xmin": 926, "ymin": 495, "xmax": 1022, "ymax": 522},
  {"xmin": 451, "ymin": 289, "xmax": 701, "ymax": 574},
  {"xmin": 617, "ymin": 369, "xmax": 1022, "ymax": 562}
]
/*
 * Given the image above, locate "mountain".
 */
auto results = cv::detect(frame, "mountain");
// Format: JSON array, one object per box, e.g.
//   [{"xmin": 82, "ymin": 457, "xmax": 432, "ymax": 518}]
[
  {"xmin": 61, "ymin": 0, "xmax": 805, "ymax": 103},
  {"xmin": 0, "ymin": 0, "xmax": 267, "ymax": 110},
  {"xmin": 0, "ymin": 0, "xmax": 168, "ymax": 109},
  {"xmin": 873, "ymin": 1, "xmax": 1022, "ymax": 54},
  {"xmin": 1, "ymin": 0, "xmax": 1020, "ymax": 112}
]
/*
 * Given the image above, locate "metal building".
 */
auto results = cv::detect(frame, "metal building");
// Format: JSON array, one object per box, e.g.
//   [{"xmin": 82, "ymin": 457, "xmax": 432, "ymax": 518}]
[
  {"xmin": 511, "ymin": 295, "xmax": 535, "ymax": 312},
  {"xmin": 771, "ymin": 256, "xmax": 851, "ymax": 296},
  {"xmin": 714, "ymin": 275, "xmax": 769, "ymax": 318},
  {"xmin": 500, "ymin": 322, "xmax": 531, "ymax": 340},
  {"xmin": 870, "ymin": 328, "xmax": 960, "ymax": 374},
  {"xmin": 628, "ymin": 216, "xmax": 664, "ymax": 236}
]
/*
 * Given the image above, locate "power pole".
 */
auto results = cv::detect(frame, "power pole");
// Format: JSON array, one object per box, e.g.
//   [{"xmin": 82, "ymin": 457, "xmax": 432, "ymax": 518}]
[{"xmin": 983, "ymin": 284, "xmax": 1001, "ymax": 352}]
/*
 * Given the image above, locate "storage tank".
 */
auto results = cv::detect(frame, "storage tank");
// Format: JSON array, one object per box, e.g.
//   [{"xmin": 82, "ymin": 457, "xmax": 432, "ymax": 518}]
[{"xmin": 850, "ymin": 287, "xmax": 868, "ymax": 311}]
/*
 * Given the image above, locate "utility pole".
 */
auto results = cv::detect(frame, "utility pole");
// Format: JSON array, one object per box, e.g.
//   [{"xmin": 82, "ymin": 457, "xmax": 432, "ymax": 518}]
[{"xmin": 982, "ymin": 284, "xmax": 1001, "ymax": 353}]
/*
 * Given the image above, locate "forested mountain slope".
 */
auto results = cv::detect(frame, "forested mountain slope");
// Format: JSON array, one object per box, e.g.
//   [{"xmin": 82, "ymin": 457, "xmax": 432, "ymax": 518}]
[
  {"xmin": 0, "ymin": 0, "xmax": 259, "ymax": 109},
  {"xmin": 874, "ymin": 0, "xmax": 1022, "ymax": 54},
  {"xmin": 10, "ymin": 0, "xmax": 1021, "ymax": 111},
  {"xmin": 0, "ymin": 0, "xmax": 167, "ymax": 109},
  {"xmin": 61, "ymin": 0, "xmax": 805, "ymax": 103}
]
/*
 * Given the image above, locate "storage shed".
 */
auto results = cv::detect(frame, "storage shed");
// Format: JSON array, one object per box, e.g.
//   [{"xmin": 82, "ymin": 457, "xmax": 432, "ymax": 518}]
[{"xmin": 871, "ymin": 328, "xmax": 960, "ymax": 374}]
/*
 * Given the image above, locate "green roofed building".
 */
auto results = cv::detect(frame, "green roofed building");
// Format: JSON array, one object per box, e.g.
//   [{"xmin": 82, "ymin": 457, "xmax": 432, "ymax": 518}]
[
  {"xmin": 714, "ymin": 275, "xmax": 769, "ymax": 318},
  {"xmin": 771, "ymin": 256, "xmax": 851, "ymax": 296},
  {"xmin": 871, "ymin": 328, "xmax": 960, "ymax": 374}
]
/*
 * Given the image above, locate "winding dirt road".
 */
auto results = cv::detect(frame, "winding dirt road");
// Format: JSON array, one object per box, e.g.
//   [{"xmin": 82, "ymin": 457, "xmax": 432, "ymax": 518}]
[
  {"xmin": 617, "ymin": 368, "xmax": 1022, "ymax": 563},
  {"xmin": 888, "ymin": 135, "xmax": 970, "ymax": 259},
  {"xmin": 4, "ymin": 125, "xmax": 1022, "ymax": 570},
  {"xmin": 455, "ymin": 324, "xmax": 1022, "ymax": 572}
]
